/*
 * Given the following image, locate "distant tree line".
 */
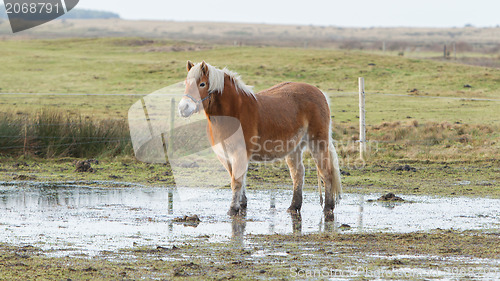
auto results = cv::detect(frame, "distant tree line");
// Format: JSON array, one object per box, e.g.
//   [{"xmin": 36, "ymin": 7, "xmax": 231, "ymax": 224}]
[
  {"xmin": 0, "ymin": 7, "xmax": 120, "ymax": 19},
  {"xmin": 61, "ymin": 9, "xmax": 120, "ymax": 19}
]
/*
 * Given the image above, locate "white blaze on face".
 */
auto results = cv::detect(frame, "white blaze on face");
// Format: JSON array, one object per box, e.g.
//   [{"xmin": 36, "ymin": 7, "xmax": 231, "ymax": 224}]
[
  {"xmin": 178, "ymin": 98, "xmax": 197, "ymax": 117},
  {"xmin": 178, "ymin": 79, "xmax": 199, "ymax": 118}
]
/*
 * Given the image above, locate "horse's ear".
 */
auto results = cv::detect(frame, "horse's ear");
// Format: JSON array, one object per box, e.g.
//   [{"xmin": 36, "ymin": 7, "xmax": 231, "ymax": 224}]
[
  {"xmin": 187, "ymin": 61, "xmax": 194, "ymax": 72},
  {"xmin": 200, "ymin": 61, "xmax": 208, "ymax": 76}
]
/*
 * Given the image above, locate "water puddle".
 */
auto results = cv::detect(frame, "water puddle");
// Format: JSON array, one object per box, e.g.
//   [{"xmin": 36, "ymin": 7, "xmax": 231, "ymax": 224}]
[{"xmin": 0, "ymin": 183, "xmax": 498, "ymax": 256}]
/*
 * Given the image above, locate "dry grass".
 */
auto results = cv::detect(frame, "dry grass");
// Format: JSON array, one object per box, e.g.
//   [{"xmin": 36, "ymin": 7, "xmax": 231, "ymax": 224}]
[
  {"xmin": 0, "ymin": 109, "xmax": 130, "ymax": 158},
  {"xmin": 333, "ymin": 120, "xmax": 499, "ymax": 162},
  {"xmin": 1, "ymin": 19, "xmax": 499, "ymax": 49},
  {"xmin": 1, "ymin": 107, "xmax": 496, "ymax": 162}
]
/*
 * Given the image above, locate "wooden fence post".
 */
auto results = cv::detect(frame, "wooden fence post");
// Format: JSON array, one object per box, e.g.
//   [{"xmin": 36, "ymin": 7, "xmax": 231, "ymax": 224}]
[
  {"xmin": 359, "ymin": 77, "xmax": 366, "ymax": 161},
  {"xmin": 23, "ymin": 123, "xmax": 27, "ymax": 156},
  {"xmin": 453, "ymin": 42, "xmax": 456, "ymax": 59}
]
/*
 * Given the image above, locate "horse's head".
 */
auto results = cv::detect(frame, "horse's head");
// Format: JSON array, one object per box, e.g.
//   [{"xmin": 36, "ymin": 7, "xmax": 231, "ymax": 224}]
[{"xmin": 178, "ymin": 60, "xmax": 211, "ymax": 118}]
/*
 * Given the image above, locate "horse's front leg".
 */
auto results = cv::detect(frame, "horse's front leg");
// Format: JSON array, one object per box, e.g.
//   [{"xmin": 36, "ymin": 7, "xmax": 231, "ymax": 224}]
[
  {"xmin": 240, "ymin": 186, "xmax": 247, "ymax": 210},
  {"xmin": 228, "ymin": 172, "xmax": 247, "ymax": 216},
  {"xmin": 215, "ymin": 139, "xmax": 249, "ymax": 216},
  {"xmin": 222, "ymin": 149, "xmax": 248, "ymax": 216}
]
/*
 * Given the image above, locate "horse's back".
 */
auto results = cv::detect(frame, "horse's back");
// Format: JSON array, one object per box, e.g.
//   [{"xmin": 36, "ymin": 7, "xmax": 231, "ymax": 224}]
[
  {"xmin": 256, "ymin": 82, "xmax": 329, "ymax": 120},
  {"xmin": 258, "ymin": 82, "xmax": 324, "ymax": 100},
  {"xmin": 252, "ymin": 82, "xmax": 330, "ymax": 142}
]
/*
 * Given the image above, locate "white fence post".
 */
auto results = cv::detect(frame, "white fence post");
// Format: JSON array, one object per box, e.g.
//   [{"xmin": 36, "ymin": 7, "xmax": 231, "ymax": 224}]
[{"xmin": 359, "ymin": 77, "xmax": 366, "ymax": 160}]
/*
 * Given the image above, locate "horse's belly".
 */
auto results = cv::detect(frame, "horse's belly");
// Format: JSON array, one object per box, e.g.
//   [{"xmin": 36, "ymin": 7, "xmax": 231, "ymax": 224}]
[
  {"xmin": 248, "ymin": 134, "xmax": 306, "ymax": 162},
  {"xmin": 249, "ymin": 149, "xmax": 291, "ymax": 162}
]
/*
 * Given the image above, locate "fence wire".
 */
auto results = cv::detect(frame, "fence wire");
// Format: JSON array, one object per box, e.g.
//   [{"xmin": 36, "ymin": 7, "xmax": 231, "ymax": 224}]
[
  {"xmin": 1, "ymin": 91, "xmax": 499, "ymax": 101},
  {"xmin": 0, "ymin": 91, "xmax": 497, "ymax": 157},
  {"xmin": 0, "ymin": 139, "xmax": 125, "ymax": 150}
]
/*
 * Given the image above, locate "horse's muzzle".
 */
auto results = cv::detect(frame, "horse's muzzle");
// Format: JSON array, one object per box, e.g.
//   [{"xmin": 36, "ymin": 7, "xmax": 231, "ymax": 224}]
[{"xmin": 178, "ymin": 98, "xmax": 197, "ymax": 117}]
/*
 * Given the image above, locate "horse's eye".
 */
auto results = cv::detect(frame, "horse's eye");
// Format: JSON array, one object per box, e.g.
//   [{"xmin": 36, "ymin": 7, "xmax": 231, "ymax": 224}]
[{"xmin": 199, "ymin": 82, "xmax": 206, "ymax": 88}]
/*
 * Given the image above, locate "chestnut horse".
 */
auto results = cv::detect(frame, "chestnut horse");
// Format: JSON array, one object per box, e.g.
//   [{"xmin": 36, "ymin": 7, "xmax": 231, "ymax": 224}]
[{"xmin": 178, "ymin": 61, "xmax": 341, "ymax": 218}]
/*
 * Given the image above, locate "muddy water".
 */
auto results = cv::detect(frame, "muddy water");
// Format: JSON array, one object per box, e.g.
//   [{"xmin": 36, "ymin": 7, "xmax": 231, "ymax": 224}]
[{"xmin": 0, "ymin": 182, "xmax": 498, "ymax": 256}]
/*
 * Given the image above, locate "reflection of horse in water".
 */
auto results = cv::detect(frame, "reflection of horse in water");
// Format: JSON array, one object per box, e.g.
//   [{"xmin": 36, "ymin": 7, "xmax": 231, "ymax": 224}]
[
  {"xmin": 230, "ymin": 212, "xmax": 335, "ymax": 238},
  {"xmin": 178, "ymin": 61, "xmax": 342, "ymax": 220}
]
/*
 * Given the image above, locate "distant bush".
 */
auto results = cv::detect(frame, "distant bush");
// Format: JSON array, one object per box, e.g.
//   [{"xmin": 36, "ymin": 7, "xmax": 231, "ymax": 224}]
[
  {"xmin": 339, "ymin": 40, "xmax": 365, "ymax": 50},
  {"xmin": 456, "ymin": 41, "xmax": 473, "ymax": 52},
  {"xmin": 224, "ymin": 31, "xmax": 253, "ymax": 37}
]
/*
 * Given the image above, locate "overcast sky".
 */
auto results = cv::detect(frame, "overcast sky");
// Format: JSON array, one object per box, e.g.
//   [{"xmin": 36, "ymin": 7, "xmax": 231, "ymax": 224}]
[
  {"xmin": 82, "ymin": 0, "xmax": 499, "ymax": 27},
  {"xmin": 2, "ymin": 0, "xmax": 499, "ymax": 27}
]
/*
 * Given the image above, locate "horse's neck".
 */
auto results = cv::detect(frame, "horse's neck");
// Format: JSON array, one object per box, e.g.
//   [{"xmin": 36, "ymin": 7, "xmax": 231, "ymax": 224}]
[
  {"xmin": 204, "ymin": 80, "xmax": 253, "ymax": 145},
  {"xmin": 204, "ymin": 77, "xmax": 254, "ymax": 119}
]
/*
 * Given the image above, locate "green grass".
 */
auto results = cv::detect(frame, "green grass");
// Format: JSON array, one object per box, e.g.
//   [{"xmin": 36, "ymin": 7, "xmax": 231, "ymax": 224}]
[
  {"xmin": 0, "ymin": 38, "xmax": 498, "ymax": 123},
  {"xmin": 0, "ymin": 38, "xmax": 498, "ymax": 161},
  {"xmin": 1, "ymin": 157, "xmax": 498, "ymax": 198},
  {"xmin": 0, "ymin": 38, "xmax": 498, "ymax": 97},
  {"xmin": 332, "ymin": 94, "xmax": 500, "ymax": 125}
]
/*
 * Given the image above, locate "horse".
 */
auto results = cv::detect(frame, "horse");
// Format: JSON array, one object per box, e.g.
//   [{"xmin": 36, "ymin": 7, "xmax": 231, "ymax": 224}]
[{"xmin": 178, "ymin": 61, "xmax": 342, "ymax": 219}]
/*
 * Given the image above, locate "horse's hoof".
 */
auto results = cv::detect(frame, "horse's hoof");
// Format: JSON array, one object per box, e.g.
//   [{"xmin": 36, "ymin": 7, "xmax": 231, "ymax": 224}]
[
  {"xmin": 287, "ymin": 206, "xmax": 301, "ymax": 214},
  {"xmin": 227, "ymin": 207, "xmax": 240, "ymax": 216},
  {"xmin": 239, "ymin": 208, "xmax": 247, "ymax": 217},
  {"xmin": 324, "ymin": 209, "xmax": 335, "ymax": 222}
]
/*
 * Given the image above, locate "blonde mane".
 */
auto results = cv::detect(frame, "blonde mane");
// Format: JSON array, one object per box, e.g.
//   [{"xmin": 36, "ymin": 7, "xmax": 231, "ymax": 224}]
[{"xmin": 187, "ymin": 62, "xmax": 255, "ymax": 98}]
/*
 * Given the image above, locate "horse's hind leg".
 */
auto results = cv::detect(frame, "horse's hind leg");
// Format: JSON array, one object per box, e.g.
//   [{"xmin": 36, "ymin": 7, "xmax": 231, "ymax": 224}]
[
  {"xmin": 309, "ymin": 139, "xmax": 338, "ymax": 220},
  {"xmin": 286, "ymin": 142, "xmax": 306, "ymax": 214}
]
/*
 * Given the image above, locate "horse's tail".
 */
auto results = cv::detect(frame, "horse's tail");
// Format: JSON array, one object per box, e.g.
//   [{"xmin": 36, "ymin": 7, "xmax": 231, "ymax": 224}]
[{"xmin": 329, "ymin": 139, "xmax": 342, "ymax": 204}]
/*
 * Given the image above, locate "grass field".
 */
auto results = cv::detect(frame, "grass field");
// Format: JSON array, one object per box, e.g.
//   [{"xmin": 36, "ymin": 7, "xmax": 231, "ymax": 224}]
[
  {"xmin": 0, "ymin": 38, "xmax": 498, "ymax": 161},
  {"xmin": 0, "ymin": 38, "xmax": 499, "ymax": 98},
  {"xmin": 0, "ymin": 38, "xmax": 498, "ymax": 198},
  {"xmin": 0, "ymin": 36, "xmax": 499, "ymax": 280}
]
